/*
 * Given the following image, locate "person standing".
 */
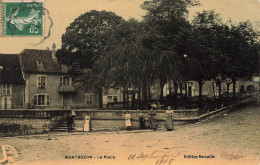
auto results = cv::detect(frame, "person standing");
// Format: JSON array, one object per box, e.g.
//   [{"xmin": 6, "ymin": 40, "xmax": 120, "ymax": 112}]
[
  {"xmin": 139, "ymin": 110, "xmax": 145, "ymax": 129},
  {"xmin": 125, "ymin": 110, "xmax": 131, "ymax": 130},
  {"xmin": 66, "ymin": 113, "xmax": 74, "ymax": 132},
  {"xmin": 148, "ymin": 108, "xmax": 157, "ymax": 131},
  {"xmin": 165, "ymin": 106, "xmax": 174, "ymax": 131}
]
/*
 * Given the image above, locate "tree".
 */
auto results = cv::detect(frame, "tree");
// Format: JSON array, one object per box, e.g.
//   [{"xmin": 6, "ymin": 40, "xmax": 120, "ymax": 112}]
[
  {"xmin": 141, "ymin": 0, "xmax": 199, "ymax": 104},
  {"xmin": 96, "ymin": 18, "xmax": 159, "ymax": 108},
  {"xmin": 56, "ymin": 10, "xmax": 123, "ymax": 109},
  {"xmin": 212, "ymin": 21, "xmax": 259, "ymax": 95},
  {"xmin": 187, "ymin": 10, "xmax": 222, "ymax": 104},
  {"xmin": 227, "ymin": 21, "xmax": 259, "ymax": 95}
]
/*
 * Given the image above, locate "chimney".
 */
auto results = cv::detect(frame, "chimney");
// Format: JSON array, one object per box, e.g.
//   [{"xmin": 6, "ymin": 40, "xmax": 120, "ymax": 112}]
[{"xmin": 52, "ymin": 43, "xmax": 56, "ymax": 59}]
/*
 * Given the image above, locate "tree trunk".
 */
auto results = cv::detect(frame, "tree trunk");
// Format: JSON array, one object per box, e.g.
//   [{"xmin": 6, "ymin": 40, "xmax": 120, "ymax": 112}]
[
  {"xmin": 131, "ymin": 92, "xmax": 136, "ymax": 109},
  {"xmin": 179, "ymin": 82, "xmax": 183, "ymax": 95},
  {"xmin": 126, "ymin": 89, "xmax": 129, "ymax": 107},
  {"xmin": 226, "ymin": 83, "xmax": 230, "ymax": 95},
  {"xmin": 174, "ymin": 82, "xmax": 178, "ymax": 94},
  {"xmin": 123, "ymin": 89, "xmax": 126, "ymax": 107},
  {"xmin": 198, "ymin": 80, "xmax": 203, "ymax": 108},
  {"xmin": 185, "ymin": 82, "xmax": 187, "ymax": 97},
  {"xmin": 137, "ymin": 89, "xmax": 141, "ymax": 109},
  {"xmin": 137, "ymin": 89, "xmax": 141, "ymax": 101},
  {"xmin": 212, "ymin": 80, "xmax": 216, "ymax": 99},
  {"xmin": 160, "ymin": 83, "xmax": 164, "ymax": 104},
  {"xmin": 218, "ymin": 82, "xmax": 222, "ymax": 98},
  {"xmin": 142, "ymin": 86, "xmax": 148, "ymax": 101},
  {"xmin": 98, "ymin": 87, "xmax": 103, "ymax": 109},
  {"xmin": 148, "ymin": 86, "xmax": 151, "ymax": 100},
  {"xmin": 232, "ymin": 79, "xmax": 236, "ymax": 95}
]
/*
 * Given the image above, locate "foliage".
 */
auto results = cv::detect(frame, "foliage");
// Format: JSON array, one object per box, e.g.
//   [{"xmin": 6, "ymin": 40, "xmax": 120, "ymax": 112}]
[
  {"xmin": 56, "ymin": 10, "xmax": 123, "ymax": 108},
  {"xmin": 56, "ymin": 1, "xmax": 259, "ymax": 109},
  {"xmin": 56, "ymin": 10, "xmax": 123, "ymax": 69}
]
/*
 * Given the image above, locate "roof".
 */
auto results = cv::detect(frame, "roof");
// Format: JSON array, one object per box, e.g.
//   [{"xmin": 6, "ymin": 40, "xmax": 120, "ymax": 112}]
[
  {"xmin": 19, "ymin": 49, "xmax": 69, "ymax": 74},
  {"xmin": 0, "ymin": 54, "xmax": 25, "ymax": 85}
]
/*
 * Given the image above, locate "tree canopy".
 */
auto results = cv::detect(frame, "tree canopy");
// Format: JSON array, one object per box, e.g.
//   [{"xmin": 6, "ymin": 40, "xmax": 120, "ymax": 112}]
[{"xmin": 56, "ymin": 1, "xmax": 259, "ymax": 109}]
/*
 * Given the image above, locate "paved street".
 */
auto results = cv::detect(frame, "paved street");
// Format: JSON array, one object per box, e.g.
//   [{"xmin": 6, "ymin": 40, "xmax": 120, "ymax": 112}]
[{"xmin": 1, "ymin": 104, "xmax": 259, "ymax": 165}]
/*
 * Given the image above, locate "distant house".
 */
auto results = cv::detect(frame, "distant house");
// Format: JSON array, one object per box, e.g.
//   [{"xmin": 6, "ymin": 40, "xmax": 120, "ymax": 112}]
[
  {"xmin": 0, "ymin": 54, "xmax": 25, "ymax": 109},
  {"xmin": 19, "ymin": 48, "xmax": 99, "ymax": 109},
  {"xmin": 161, "ymin": 80, "xmax": 238, "ymax": 98},
  {"xmin": 238, "ymin": 56, "xmax": 260, "ymax": 93}
]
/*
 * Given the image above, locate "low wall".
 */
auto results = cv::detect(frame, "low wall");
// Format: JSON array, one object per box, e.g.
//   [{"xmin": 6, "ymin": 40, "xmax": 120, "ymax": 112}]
[
  {"xmin": 0, "ymin": 109, "xmax": 70, "ymax": 136},
  {"xmin": 0, "ymin": 98, "xmax": 254, "ymax": 135},
  {"xmin": 72, "ymin": 109, "xmax": 199, "ymax": 131},
  {"xmin": 73, "ymin": 98, "xmax": 254, "ymax": 131}
]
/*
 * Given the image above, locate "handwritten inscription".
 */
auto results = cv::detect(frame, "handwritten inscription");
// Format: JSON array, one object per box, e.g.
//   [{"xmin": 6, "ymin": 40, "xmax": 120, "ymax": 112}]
[
  {"xmin": 221, "ymin": 150, "xmax": 246, "ymax": 160},
  {"xmin": 128, "ymin": 150, "xmax": 181, "ymax": 165}
]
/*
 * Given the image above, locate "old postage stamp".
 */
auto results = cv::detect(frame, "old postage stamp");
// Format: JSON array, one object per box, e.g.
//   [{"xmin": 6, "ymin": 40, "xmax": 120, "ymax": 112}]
[{"xmin": 1, "ymin": 0, "xmax": 44, "ymax": 36}]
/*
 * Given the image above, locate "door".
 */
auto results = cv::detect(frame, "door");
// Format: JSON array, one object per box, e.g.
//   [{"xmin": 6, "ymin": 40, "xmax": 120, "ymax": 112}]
[
  {"xmin": 2, "ymin": 97, "xmax": 11, "ymax": 109},
  {"xmin": 63, "ymin": 94, "xmax": 72, "ymax": 109},
  {"xmin": 188, "ymin": 86, "xmax": 192, "ymax": 97}
]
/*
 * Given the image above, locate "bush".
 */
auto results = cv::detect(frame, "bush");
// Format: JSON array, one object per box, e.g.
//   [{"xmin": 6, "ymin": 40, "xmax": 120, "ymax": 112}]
[{"xmin": 0, "ymin": 123, "xmax": 21, "ymax": 134}]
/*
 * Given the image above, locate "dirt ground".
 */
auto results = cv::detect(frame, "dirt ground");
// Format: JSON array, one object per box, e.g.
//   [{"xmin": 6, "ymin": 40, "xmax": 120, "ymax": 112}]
[{"xmin": 0, "ymin": 104, "xmax": 259, "ymax": 165}]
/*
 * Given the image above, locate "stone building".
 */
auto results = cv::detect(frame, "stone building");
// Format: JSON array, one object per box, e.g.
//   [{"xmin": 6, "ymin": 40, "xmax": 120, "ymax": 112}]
[
  {"xmin": 19, "ymin": 48, "xmax": 99, "ymax": 109},
  {"xmin": 0, "ymin": 54, "xmax": 25, "ymax": 109}
]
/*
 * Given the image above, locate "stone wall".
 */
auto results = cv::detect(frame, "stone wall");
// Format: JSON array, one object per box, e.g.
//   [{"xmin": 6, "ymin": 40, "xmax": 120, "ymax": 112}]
[
  {"xmin": 0, "ymin": 98, "xmax": 253, "ymax": 135},
  {"xmin": 0, "ymin": 109, "xmax": 69, "ymax": 136}
]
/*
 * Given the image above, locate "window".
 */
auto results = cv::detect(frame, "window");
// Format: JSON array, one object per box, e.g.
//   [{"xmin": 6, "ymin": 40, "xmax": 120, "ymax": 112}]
[
  {"xmin": 2, "ymin": 84, "xmax": 11, "ymax": 95},
  {"xmin": 187, "ymin": 82, "xmax": 194, "ymax": 86},
  {"xmin": 107, "ymin": 95, "xmax": 118, "ymax": 102},
  {"xmin": 38, "ymin": 95, "xmax": 45, "ymax": 105},
  {"xmin": 37, "ymin": 75, "xmax": 47, "ymax": 88},
  {"xmin": 34, "ymin": 94, "xmax": 50, "ymax": 106},
  {"xmin": 36, "ymin": 60, "xmax": 43, "ymax": 66},
  {"xmin": 85, "ymin": 93, "xmax": 94, "ymax": 105},
  {"xmin": 60, "ymin": 76, "xmax": 71, "ymax": 86},
  {"xmin": 113, "ymin": 96, "xmax": 118, "ymax": 102}
]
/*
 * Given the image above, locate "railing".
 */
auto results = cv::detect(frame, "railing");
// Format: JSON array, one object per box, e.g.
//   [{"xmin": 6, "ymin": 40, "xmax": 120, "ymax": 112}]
[{"xmin": 58, "ymin": 86, "xmax": 76, "ymax": 93}]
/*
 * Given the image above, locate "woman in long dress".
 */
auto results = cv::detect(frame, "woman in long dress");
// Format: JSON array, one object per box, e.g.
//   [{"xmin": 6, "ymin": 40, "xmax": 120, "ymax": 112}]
[
  {"xmin": 165, "ymin": 106, "xmax": 174, "ymax": 131},
  {"xmin": 125, "ymin": 111, "xmax": 131, "ymax": 130}
]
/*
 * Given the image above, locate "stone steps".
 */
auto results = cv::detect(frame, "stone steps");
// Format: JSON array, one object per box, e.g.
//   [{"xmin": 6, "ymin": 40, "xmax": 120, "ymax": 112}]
[{"xmin": 52, "ymin": 121, "xmax": 74, "ymax": 132}]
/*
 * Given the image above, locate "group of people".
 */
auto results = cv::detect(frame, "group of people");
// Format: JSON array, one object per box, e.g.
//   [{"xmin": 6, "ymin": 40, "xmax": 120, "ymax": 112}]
[
  {"xmin": 125, "ymin": 105, "xmax": 174, "ymax": 131},
  {"xmin": 66, "ymin": 104, "xmax": 175, "ymax": 132}
]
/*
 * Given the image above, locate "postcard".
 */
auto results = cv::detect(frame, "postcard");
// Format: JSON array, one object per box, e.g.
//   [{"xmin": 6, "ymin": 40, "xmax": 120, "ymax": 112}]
[{"xmin": 0, "ymin": 0, "xmax": 259, "ymax": 165}]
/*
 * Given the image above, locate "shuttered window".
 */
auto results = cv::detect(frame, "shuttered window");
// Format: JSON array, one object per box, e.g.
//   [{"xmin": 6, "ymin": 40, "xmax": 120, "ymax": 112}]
[
  {"xmin": 37, "ymin": 75, "xmax": 47, "ymax": 88},
  {"xmin": 2, "ymin": 84, "xmax": 11, "ymax": 95},
  {"xmin": 33, "ymin": 94, "xmax": 51, "ymax": 106},
  {"xmin": 85, "ymin": 93, "xmax": 94, "ymax": 105}
]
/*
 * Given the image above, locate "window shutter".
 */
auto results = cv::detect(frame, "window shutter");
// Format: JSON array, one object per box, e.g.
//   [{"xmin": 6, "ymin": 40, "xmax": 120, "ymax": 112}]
[
  {"xmin": 33, "ymin": 95, "xmax": 37, "ymax": 105},
  {"xmin": 42, "ymin": 76, "xmax": 46, "ymax": 88},
  {"xmin": 37, "ymin": 76, "xmax": 41, "ymax": 88},
  {"xmin": 59, "ymin": 77, "xmax": 63, "ymax": 86},
  {"xmin": 90, "ymin": 95, "xmax": 93, "ymax": 104},
  {"xmin": 46, "ymin": 95, "xmax": 50, "ymax": 106}
]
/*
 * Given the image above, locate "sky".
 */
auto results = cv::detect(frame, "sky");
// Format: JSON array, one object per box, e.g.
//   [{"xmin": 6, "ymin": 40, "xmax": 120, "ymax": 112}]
[{"xmin": 0, "ymin": 0, "xmax": 259, "ymax": 54}]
